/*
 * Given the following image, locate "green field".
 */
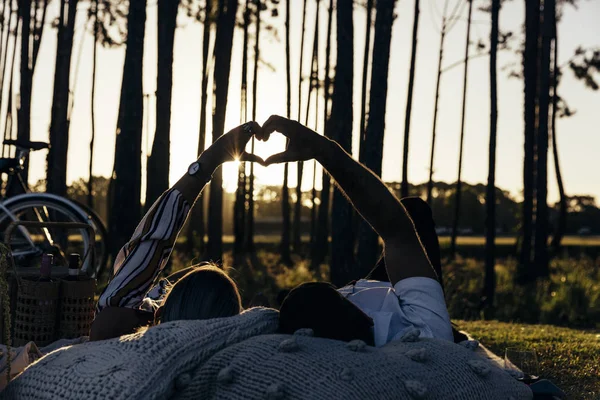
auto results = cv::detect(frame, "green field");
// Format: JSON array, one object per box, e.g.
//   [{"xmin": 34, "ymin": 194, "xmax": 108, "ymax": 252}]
[
  {"xmin": 178, "ymin": 235, "xmax": 600, "ymax": 247},
  {"xmin": 458, "ymin": 320, "xmax": 600, "ymax": 399},
  {"xmin": 438, "ymin": 236, "xmax": 600, "ymax": 247}
]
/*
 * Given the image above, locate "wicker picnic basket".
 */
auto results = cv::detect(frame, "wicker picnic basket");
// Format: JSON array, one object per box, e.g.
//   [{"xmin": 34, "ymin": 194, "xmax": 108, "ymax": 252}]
[
  {"xmin": 13, "ymin": 277, "xmax": 60, "ymax": 347},
  {"xmin": 58, "ymin": 278, "xmax": 96, "ymax": 339}
]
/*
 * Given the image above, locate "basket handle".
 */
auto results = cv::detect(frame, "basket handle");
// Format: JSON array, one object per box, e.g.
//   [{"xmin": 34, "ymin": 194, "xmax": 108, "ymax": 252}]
[{"xmin": 4, "ymin": 221, "xmax": 96, "ymax": 280}]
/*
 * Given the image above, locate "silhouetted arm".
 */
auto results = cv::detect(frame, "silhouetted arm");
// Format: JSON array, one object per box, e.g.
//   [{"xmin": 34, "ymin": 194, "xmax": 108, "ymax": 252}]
[
  {"xmin": 96, "ymin": 123, "xmax": 263, "ymax": 312},
  {"xmin": 261, "ymin": 116, "xmax": 437, "ymax": 286}
]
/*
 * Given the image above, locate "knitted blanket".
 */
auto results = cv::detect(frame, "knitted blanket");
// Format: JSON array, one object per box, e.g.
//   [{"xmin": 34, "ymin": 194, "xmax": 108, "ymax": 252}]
[{"xmin": 1, "ymin": 308, "xmax": 532, "ymax": 399}]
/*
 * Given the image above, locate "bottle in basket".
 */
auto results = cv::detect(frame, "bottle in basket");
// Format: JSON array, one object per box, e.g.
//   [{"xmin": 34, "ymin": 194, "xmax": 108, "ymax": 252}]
[
  {"xmin": 39, "ymin": 253, "xmax": 53, "ymax": 282},
  {"xmin": 65, "ymin": 253, "xmax": 81, "ymax": 281}
]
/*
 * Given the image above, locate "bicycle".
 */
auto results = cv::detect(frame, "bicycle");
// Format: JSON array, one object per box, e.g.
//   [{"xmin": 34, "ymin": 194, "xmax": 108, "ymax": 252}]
[{"xmin": 0, "ymin": 139, "xmax": 108, "ymax": 279}]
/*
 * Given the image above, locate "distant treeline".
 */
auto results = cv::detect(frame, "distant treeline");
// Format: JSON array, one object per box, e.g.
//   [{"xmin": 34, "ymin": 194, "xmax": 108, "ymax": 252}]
[{"xmin": 57, "ymin": 176, "xmax": 600, "ymax": 237}]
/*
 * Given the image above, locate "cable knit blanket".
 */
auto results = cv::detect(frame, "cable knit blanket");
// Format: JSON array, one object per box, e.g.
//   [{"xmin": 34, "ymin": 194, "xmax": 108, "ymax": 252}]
[{"xmin": 1, "ymin": 308, "xmax": 532, "ymax": 399}]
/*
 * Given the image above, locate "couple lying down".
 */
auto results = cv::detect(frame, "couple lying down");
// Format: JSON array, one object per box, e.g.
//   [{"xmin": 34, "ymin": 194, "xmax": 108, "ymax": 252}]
[{"xmin": 92, "ymin": 115, "xmax": 456, "ymax": 347}]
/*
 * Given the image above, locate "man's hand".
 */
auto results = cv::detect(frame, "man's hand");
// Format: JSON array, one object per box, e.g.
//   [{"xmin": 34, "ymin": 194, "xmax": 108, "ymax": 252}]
[
  {"xmin": 200, "ymin": 121, "xmax": 265, "ymax": 171},
  {"xmin": 259, "ymin": 115, "xmax": 329, "ymax": 165}
]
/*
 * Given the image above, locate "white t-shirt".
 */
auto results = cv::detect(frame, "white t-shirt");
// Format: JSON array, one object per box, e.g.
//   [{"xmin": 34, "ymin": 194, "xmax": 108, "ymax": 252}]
[{"xmin": 337, "ymin": 278, "xmax": 453, "ymax": 347}]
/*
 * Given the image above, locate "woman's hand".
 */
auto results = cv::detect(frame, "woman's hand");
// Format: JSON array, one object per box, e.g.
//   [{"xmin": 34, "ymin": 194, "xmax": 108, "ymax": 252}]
[
  {"xmin": 258, "ymin": 115, "xmax": 330, "ymax": 165},
  {"xmin": 199, "ymin": 122, "xmax": 265, "ymax": 171}
]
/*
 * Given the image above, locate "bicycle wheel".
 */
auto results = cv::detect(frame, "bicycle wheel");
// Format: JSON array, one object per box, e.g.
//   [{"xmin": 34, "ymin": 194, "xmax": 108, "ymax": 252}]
[
  {"xmin": 70, "ymin": 199, "xmax": 109, "ymax": 280},
  {"xmin": 0, "ymin": 194, "xmax": 95, "ymax": 274}
]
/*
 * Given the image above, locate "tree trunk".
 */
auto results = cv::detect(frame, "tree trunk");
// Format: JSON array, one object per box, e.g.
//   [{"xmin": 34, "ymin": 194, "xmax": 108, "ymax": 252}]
[
  {"xmin": 234, "ymin": 0, "xmax": 250, "ymax": 257},
  {"xmin": 483, "ymin": 0, "xmax": 500, "ymax": 313},
  {"xmin": 0, "ymin": 0, "xmax": 6, "ymax": 97},
  {"xmin": 356, "ymin": 0, "xmax": 397, "ymax": 273},
  {"xmin": 550, "ymin": 25, "xmax": 566, "ymax": 254},
  {"xmin": 400, "ymin": 0, "xmax": 420, "ymax": 198},
  {"xmin": 358, "ymin": 0, "xmax": 373, "ymax": 164},
  {"xmin": 329, "ymin": 0, "xmax": 354, "ymax": 287},
  {"xmin": 7, "ymin": 0, "xmax": 47, "ymax": 194},
  {"xmin": 146, "ymin": 0, "xmax": 180, "ymax": 208},
  {"xmin": 518, "ymin": 0, "xmax": 540, "ymax": 283},
  {"xmin": 88, "ymin": 0, "xmax": 100, "ymax": 208},
  {"xmin": 449, "ymin": 0, "xmax": 474, "ymax": 259},
  {"xmin": 280, "ymin": 0, "xmax": 292, "ymax": 265},
  {"xmin": 2, "ymin": 0, "xmax": 18, "ymax": 155},
  {"xmin": 47, "ymin": 0, "xmax": 79, "ymax": 198},
  {"xmin": 108, "ymin": 0, "xmax": 147, "ymax": 258},
  {"xmin": 245, "ymin": 0, "xmax": 261, "ymax": 253},
  {"xmin": 14, "ymin": 0, "xmax": 33, "ymax": 190},
  {"xmin": 533, "ymin": 0, "xmax": 554, "ymax": 279},
  {"xmin": 0, "ymin": 0, "xmax": 13, "ymax": 143},
  {"xmin": 426, "ymin": 0, "xmax": 449, "ymax": 204},
  {"xmin": 187, "ymin": 0, "xmax": 213, "ymax": 254},
  {"xmin": 293, "ymin": 0, "xmax": 308, "ymax": 253},
  {"xmin": 311, "ymin": 0, "xmax": 334, "ymax": 269},
  {"xmin": 31, "ymin": 0, "xmax": 48, "ymax": 68},
  {"xmin": 308, "ymin": 0, "xmax": 321, "ymax": 253},
  {"xmin": 206, "ymin": 0, "xmax": 238, "ymax": 261}
]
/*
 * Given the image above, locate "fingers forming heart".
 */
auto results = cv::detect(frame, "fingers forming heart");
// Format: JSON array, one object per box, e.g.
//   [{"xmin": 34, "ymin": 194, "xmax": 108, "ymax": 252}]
[
  {"xmin": 239, "ymin": 117, "xmax": 304, "ymax": 166},
  {"xmin": 239, "ymin": 151, "xmax": 266, "ymax": 166}
]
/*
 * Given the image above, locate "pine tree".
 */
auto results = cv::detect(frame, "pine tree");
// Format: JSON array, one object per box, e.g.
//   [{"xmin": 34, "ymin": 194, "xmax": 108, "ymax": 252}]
[
  {"xmin": 293, "ymin": 0, "xmax": 309, "ymax": 253},
  {"xmin": 280, "ymin": 0, "xmax": 293, "ymax": 265},
  {"xmin": 483, "ymin": 0, "xmax": 500, "ymax": 312},
  {"xmin": 518, "ymin": 0, "xmax": 540, "ymax": 283},
  {"xmin": 358, "ymin": 0, "xmax": 373, "ymax": 163},
  {"xmin": 234, "ymin": 0, "xmax": 250, "ymax": 257},
  {"xmin": 245, "ymin": 0, "xmax": 261, "ymax": 253},
  {"xmin": 88, "ymin": 0, "xmax": 100, "ymax": 208},
  {"xmin": 449, "ymin": 0, "xmax": 474, "ymax": 259},
  {"xmin": 108, "ymin": 0, "xmax": 147, "ymax": 257},
  {"xmin": 47, "ymin": 0, "xmax": 79, "ymax": 198},
  {"xmin": 187, "ymin": 0, "xmax": 214, "ymax": 255},
  {"xmin": 329, "ymin": 0, "xmax": 355, "ymax": 287},
  {"xmin": 426, "ymin": 0, "xmax": 450, "ymax": 204},
  {"xmin": 550, "ymin": 19, "xmax": 566, "ymax": 254},
  {"xmin": 533, "ymin": 0, "xmax": 555, "ymax": 278},
  {"xmin": 206, "ymin": 0, "xmax": 239, "ymax": 261},
  {"xmin": 311, "ymin": 0, "xmax": 334, "ymax": 269},
  {"xmin": 146, "ymin": 0, "xmax": 181, "ymax": 208},
  {"xmin": 356, "ymin": 0, "xmax": 397, "ymax": 272},
  {"xmin": 400, "ymin": 0, "xmax": 420, "ymax": 198}
]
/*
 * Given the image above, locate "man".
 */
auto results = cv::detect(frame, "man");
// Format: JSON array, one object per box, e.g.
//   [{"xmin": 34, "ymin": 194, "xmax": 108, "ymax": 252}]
[{"xmin": 258, "ymin": 115, "xmax": 454, "ymax": 347}]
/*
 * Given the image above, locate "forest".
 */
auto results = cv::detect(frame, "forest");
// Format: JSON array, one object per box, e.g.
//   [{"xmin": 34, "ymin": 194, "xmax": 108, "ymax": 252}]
[{"xmin": 0, "ymin": 0, "xmax": 598, "ymax": 322}]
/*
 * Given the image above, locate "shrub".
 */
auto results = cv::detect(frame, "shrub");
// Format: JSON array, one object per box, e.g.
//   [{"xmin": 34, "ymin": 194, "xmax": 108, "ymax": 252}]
[{"xmin": 445, "ymin": 256, "xmax": 599, "ymax": 328}]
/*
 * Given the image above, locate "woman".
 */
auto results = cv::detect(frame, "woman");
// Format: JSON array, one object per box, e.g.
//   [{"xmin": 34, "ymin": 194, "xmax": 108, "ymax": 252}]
[{"xmin": 90, "ymin": 122, "xmax": 263, "ymax": 341}]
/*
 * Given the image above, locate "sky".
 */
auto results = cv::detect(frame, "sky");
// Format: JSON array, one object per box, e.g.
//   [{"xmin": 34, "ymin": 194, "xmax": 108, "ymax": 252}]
[{"xmin": 13, "ymin": 0, "xmax": 600, "ymax": 204}]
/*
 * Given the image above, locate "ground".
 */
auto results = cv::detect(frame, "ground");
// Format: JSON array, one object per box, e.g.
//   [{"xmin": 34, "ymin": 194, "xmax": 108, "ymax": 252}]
[{"xmin": 457, "ymin": 320, "xmax": 600, "ymax": 399}]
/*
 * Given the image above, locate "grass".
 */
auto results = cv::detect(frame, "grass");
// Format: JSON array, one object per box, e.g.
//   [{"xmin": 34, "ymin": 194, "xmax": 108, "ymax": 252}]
[
  {"xmin": 436, "ymin": 236, "xmax": 600, "ymax": 247},
  {"xmin": 457, "ymin": 320, "xmax": 600, "ymax": 399},
  {"xmin": 175, "ymin": 235, "xmax": 600, "ymax": 247}
]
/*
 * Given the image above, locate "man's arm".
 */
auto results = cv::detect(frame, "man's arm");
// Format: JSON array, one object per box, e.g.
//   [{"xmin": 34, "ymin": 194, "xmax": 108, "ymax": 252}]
[
  {"xmin": 261, "ymin": 116, "xmax": 437, "ymax": 286},
  {"xmin": 318, "ymin": 140, "xmax": 437, "ymax": 285}
]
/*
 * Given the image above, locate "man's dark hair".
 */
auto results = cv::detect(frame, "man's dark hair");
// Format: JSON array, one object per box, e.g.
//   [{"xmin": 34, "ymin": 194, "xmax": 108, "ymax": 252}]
[
  {"xmin": 279, "ymin": 282, "xmax": 375, "ymax": 346},
  {"xmin": 276, "ymin": 289, "xmax": 291, "ymax": 308}
]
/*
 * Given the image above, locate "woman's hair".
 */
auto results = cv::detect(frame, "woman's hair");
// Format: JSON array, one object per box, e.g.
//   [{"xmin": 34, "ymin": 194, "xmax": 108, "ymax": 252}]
[{"xmin": 159, "ymin": 263, "xmax": 242, "ymax": 323}]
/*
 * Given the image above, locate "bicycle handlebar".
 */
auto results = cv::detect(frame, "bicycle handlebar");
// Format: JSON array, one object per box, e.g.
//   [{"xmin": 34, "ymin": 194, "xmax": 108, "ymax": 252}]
[{"xmin": 4, "ymin": 139, "xmax": 50, "ymax": 151}]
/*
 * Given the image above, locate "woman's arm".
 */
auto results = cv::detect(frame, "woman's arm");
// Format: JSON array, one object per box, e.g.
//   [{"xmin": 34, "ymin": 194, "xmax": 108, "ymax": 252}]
[{"xmin": 96, "ymin": 122, "xmax": 263, "ymax": 312}]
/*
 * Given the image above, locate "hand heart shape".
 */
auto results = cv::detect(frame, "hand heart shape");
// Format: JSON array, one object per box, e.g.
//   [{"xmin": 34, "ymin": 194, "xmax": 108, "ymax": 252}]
[
  {"xmin": 213, "ymin": 116, "xmax": 326, "ymax": 168},
  {"xmin": 252, "ymin": 115, "xmax": 326, "ymax": 166}
]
